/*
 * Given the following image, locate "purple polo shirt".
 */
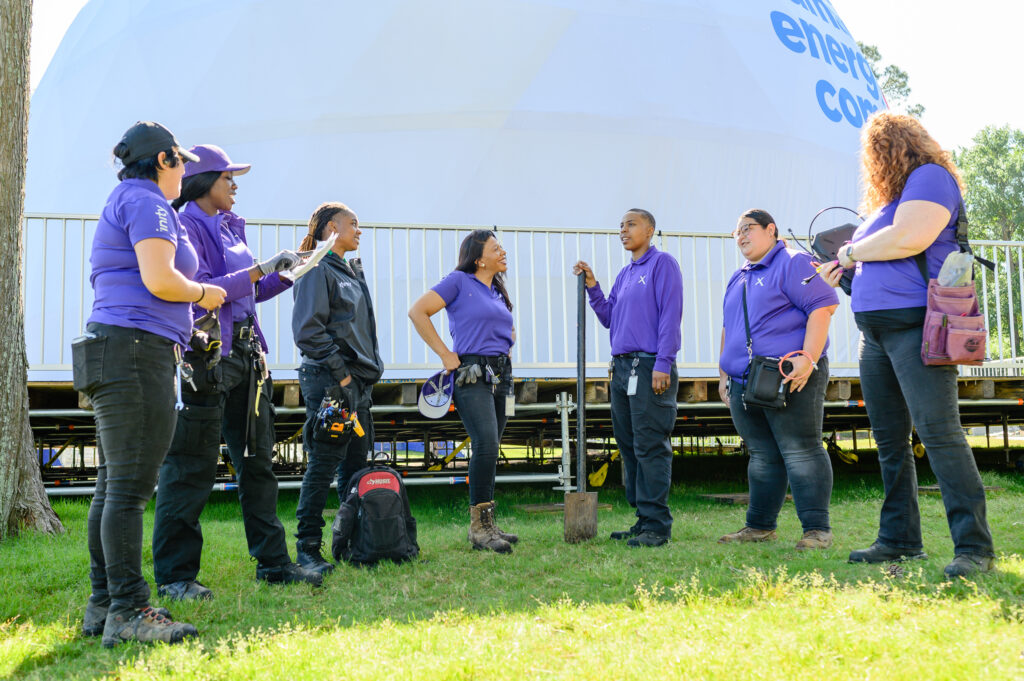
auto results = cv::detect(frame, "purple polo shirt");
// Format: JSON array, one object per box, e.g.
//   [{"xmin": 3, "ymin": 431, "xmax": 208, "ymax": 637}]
[
  {"xmin": 851, "ymin": 164, "xmax": 961, "ymax": 312},
  {"xmin": 720, "ymin": 241, "xmax": 839, "ymax": 381},
  {"xmin": 431, "ymin": 270, "xmax": 514, "ymax": 355},
  {"xmin": 88, "ymin": 179, "xmax": 198, "ymax": 346},
  {"xmin": 178, "ymin": 202, "xmax": 291, "ymax": 356},
  {"xmin": 587, "ymin": 246, "xmax": 683, "ymax": 374}
]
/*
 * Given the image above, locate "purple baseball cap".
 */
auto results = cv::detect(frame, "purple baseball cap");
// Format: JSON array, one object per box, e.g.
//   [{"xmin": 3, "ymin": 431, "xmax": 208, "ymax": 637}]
[{"xmin": 183, "ymin": 144, "xmax": 252, "ymax": 178}]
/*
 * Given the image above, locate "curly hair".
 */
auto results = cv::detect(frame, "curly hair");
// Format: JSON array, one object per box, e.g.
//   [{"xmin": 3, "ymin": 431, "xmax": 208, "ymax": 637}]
[{"xmin": 860, "ymin": 112, "xmax": 964, "ymax": 214}]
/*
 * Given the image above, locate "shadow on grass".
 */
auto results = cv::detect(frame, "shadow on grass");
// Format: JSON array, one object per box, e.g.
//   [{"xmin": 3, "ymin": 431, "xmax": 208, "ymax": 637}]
[{"xmin": 3, "ymin": 472, "xmax": 1024, "ymax": 679}]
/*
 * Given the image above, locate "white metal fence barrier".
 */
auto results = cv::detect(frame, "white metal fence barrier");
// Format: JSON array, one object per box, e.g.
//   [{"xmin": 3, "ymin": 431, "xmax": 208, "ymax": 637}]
[{"xmin": 23, "ymin": 214, "xmax": 1024, "ymax": 382}]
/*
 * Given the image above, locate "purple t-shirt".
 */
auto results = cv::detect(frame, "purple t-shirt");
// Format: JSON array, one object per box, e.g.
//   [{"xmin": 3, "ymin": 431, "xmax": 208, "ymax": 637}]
[
  {"xmin": 720, "ymin": 242, "xmax": 839, "ymax": 381},
  {"xmin": 431, "ymin": 270, "xmax": 515, "ymax": 355},
  {"xmin": 88, "ymin": 179, "xmax": 198, "ymax": 345},
  {"xmin": 586, "ymin": 246, "xmax": 684, "ymax": 374},
  {"xmin": 851, "ymin": 164, "xmax": 961, "ymax": 312}
]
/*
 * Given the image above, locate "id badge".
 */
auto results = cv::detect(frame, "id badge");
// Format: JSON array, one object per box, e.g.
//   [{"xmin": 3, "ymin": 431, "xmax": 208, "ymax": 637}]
[
  {"xmin": 505, "ymin": 394, "xmax": 515, "ymax": 416},
  {"xmin": 627, "ymin": 374, "xmax": 638, "ymax": 396}
]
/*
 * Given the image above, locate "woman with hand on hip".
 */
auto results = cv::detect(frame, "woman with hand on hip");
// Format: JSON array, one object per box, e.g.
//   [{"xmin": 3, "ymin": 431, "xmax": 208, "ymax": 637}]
[
  {"xmin": 820, "ymin": 112, "xmax": 995, "ymax": 578},
  {"xmin": 717, "ymin": 209, "xmax": 839, "ymax": 550},
  {"xmin": 292, "ymin": 203, "xmax": 383, "ymax": 573},
  {"xmin": 152, "ymin": 145, "xmax": 321, "ymax": 600},
  {"xmin": 77, "ymin": 121, "xmax": 226, "ymax": 647},
  {"xmin": 573, "ymin": 209, "xmax": 683, "ymax": 548},
  {"xmin": 409, "ymin": 230, "xmax": 518, "ymax": 553}
]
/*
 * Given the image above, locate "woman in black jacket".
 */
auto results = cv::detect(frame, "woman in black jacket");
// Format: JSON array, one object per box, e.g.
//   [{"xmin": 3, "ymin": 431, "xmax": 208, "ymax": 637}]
[{"xmin": 291, "ymin": 202, "xmax": 383, "ymax": 573}]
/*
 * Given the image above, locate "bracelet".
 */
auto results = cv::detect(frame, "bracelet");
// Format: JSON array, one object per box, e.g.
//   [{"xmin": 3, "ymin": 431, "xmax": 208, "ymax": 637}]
[{"xmin": 194, "ymin": 283, "xmax": 205, "ymax": 303}]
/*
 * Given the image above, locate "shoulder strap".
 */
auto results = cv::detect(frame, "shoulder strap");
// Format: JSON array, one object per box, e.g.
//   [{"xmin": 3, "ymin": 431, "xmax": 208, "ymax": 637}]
[
  {"xmin": 741, "ymin": 277, "xmax": 753, "ymax": 362},
  {"xmin": 914, "ymin": 198, "xmax": 995, "ymax": 284}
]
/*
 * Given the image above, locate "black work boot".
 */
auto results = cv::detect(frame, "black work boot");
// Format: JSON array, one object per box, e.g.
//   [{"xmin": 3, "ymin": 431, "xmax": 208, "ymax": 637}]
[
  {"xmin": 943, "ymin": 553, "xmax": 994, "ymax": 579},
  {"xmin": 256, "ymin": 562, "xmax": 324, "ymax": 586},
  {"xmin": 610, "ymin": 519, "xmax": 643, "ymax": 541},
  {"xmin": 627, "ymin": 530, "xmax": 669, "ymax": 548},
  {"xmin": 101, "ymin": 606, "xmax": 196, "ymax": 648},
  {"xmin": 848, "ymin": 541, "xmax": 927, "ymax": 564},
  {"xmin": 157, "ymin": 580, "xmax": 214, "ymax": 601},
  {"xmin": 296, "ymin": 538, "xmax": 336, "ymax": 575}
]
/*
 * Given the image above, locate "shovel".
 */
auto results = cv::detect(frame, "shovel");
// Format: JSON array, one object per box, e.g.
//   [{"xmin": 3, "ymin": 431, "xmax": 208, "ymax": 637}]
[{"xmin": 564, "ymin": 272, "xmax": 598, "ymax": 542}]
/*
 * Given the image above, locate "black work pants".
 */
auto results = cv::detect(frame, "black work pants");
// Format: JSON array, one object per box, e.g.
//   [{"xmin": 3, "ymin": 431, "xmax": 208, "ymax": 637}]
[
  {"xmin": 152, "ymin": 343, "xmax": 289, "ymax": 584},
  {"xmin": 84, "ymin": 323, "xmax": 178, "ymax": 616},
  {"xmin": 609, "ymin": 355, "xmax": 677, "ymax": 537},
  {"xmin": 452, "ymin": 360, "xmax": 512, "ymax": 505},
  {"xmin": 295, "ymin": 363, "xmax": 376, "ymax": 541}
]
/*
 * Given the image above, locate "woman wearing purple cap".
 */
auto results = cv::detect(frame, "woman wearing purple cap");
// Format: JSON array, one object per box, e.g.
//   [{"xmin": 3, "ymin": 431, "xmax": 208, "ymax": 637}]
[
  {"xmin": 75, "ymin": 121, "xmax": 227, "ymax": 647},
  {"xmin": 574, "ymin": 209, "xmax": 683, "ymax": 548},
  {"xmin": 409, "ymin": 230, "xmax": 518, "ymax": 553},
  {"xmin": 151, "ymin": 145, "xmax": 321, "ymax": 597},
  {"xmin": 292, "ymin": 202, "xmax": 384, "ymax": 572},
  {"xmin": 717, "ymin": 209, "xmax": 839, "ymax": 551},
  {"xmin": 820, "ymin": 113, "xmax": 995, "ymax": 578}
]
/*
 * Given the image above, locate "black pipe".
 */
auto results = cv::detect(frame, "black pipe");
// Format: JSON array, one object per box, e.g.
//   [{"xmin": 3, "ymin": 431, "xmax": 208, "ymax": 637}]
[{"xmin": 577, "ymin": 272, "xmax": 586, "ymax": 493}]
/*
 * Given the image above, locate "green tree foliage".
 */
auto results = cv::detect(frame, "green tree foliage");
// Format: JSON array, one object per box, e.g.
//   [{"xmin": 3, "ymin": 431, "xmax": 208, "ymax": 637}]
[{"xmin": 857, "ymin": 42, "xmax": 925, "ymax": 118}]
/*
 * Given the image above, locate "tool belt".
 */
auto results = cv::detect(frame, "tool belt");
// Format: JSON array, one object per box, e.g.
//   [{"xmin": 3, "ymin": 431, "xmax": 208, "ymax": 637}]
[{"xmin": 457, "ymin": 354, "xmax": 511, "ymax": 393}]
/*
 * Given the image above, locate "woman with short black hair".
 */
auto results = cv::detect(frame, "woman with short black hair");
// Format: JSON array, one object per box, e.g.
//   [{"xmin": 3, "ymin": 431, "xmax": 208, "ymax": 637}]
[
  {"xmin": 152, "ymin": 145, "xmax": 320, "ymax": 600},
  {"xmin": 409, "ymin": 230, "xmax": 518, "ymax": 553},
  {"xmin": 77, "ymin": 121, "xmax": 226, "ymax": 647}
]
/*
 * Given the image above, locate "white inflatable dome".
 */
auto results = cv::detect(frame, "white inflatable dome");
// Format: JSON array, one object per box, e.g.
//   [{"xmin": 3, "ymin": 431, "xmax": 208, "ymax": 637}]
[{"xmin": 26, "ymin": 0, "xmax": 881, "ymax": 231}]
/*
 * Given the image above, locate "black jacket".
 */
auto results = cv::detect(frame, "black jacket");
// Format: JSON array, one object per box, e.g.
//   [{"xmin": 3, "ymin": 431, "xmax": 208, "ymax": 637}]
[{"xmin": 291, "ymin": 251, "xmax": 383, "ymax": 384}]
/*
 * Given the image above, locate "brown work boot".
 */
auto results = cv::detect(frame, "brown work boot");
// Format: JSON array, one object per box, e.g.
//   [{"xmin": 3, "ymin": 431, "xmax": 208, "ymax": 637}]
[
  {"xmin": 795, "ymin": 529, "xmax": 833, "ymax": 551},
  {"xmin": 468, "ymin": 502, "xmax": 512, "ymax": 554},
  {"xmin": 718, "ymin": 526, "xmax": 777, "ymax": 544},
  {"xmin": 490, "ymin": 501, "xmax": 519, "ymax": 544},
  {"xmin": 101, "ymin": 606, "xmax": 197, "ymax": 648}
]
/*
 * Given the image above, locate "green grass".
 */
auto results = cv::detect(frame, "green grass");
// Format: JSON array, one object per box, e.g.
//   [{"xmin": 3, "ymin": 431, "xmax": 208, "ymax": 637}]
[{"xmin": 3, "ymin": 471, "xmax": 1024, "ymax": 680}]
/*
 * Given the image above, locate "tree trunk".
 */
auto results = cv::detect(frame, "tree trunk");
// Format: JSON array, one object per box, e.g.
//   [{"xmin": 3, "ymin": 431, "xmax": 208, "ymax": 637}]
[{"xmin": 0, "ymin": 0, "xmax": 63, "ymax": 538}]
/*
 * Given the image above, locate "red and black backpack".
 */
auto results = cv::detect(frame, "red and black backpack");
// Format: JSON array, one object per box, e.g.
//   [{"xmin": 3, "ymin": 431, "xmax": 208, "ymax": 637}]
[{"xmin": 331, "ymin": 466, "xmax": 419, "ymax": 566}]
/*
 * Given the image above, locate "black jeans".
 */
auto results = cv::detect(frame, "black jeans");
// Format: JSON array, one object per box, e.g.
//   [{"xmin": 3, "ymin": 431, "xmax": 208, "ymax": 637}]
[
  {"xmin": 609, "ymin": 355, "xmax": 677, "ymax": 537},
  {"xmin": 83, "ymin": 323, "xmax": 178, "ymax": 616},
  {"xmin": 152, "ymin": 343, "xmax": 289, "ymax": 584},
  {"xmin": 859, "ymin": 324, "xmax": 994, "ymax": 556},
  {"xmin": 728, "ymin": 358, "xmax": 833, "ymax": 533},
  {"xmin": 295, "ymin": 363, "xmax": 376, "ymax": 541},
  {"xmin": 452, "ymin": 358, "xmax": 512, "ymax": 505}
]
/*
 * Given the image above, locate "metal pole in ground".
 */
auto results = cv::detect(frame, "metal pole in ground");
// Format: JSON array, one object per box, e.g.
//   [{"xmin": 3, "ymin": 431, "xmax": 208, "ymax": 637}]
[
  {"xmin": 555, "ymin": 391, "xmax": 574, "ymax": 491},
  {"xmin": 564, "ymin": 272, "xmax": 598, "ymax": 542}
]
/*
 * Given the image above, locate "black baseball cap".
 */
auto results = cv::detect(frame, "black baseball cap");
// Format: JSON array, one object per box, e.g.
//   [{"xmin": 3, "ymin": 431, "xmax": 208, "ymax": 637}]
[{"xmin": 117, "ymin": 121, "xmax": 200, "ymax": 166}]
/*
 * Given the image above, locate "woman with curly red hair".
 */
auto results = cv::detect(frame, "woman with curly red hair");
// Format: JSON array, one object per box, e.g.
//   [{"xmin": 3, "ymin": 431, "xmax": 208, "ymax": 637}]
[{"xmin": 821, "ymin": 112, "xmax": 995, "ymax": 578}]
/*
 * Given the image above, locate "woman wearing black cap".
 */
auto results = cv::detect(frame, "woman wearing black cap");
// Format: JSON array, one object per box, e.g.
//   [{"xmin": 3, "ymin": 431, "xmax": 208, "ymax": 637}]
[
  {"xmin": 152, "ymin": 145, "xmax": 321, "ymax": 600},
  {"xmin": 75, "ymin": 122, "xmax": 226, "ymax": 647},
  {"xmin": 291, "ymin": 202, "xmax": 383, "ymax": 573}
]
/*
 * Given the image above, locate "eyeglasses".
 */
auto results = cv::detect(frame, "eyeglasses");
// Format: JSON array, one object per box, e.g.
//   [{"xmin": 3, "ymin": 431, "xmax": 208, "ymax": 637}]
[{"xmin": 732, "ymin": 222, "xmax": 763, "ymax": 239}]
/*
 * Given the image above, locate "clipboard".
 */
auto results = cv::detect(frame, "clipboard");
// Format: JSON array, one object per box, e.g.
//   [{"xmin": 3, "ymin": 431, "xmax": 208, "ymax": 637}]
[{"xmin": 280, "ymin": 240, "xmax": 333, "ymax": 281}]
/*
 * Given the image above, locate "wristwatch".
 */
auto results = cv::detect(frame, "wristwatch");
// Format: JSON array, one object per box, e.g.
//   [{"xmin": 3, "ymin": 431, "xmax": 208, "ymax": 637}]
[{"xmin": 844, "ymin": 244, "xmax": 856, "ymax": 263}]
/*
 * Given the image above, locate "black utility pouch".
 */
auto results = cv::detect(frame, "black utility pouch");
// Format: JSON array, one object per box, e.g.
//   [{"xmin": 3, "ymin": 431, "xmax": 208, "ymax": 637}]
[
  {"xmin": 71, "ymin": 333, "xmax": 106, "ymax": 394},
  {"xmin": 742, "ymin": 356, "xmax": 788, "ymax": 410}
]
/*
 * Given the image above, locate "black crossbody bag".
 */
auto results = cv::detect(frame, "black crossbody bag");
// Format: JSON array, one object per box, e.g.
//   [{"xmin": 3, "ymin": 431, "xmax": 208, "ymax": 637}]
[{"xmin": 740, "ymin": 279, "xmax": 788, "ymax": 410}]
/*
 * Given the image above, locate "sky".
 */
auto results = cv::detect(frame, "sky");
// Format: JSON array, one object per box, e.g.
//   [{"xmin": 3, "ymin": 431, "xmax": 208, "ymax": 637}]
[{"xmin": 28, "ymin": 0, "xmax": 1024, "ymax": 151}]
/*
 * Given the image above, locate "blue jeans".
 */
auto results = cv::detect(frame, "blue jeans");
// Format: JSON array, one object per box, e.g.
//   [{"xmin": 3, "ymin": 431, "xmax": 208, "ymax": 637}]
[
  {"xmin": 609, "ymin": 355, "xmax": 677, "ymax": 537},
  {"xmin": 452, "ymin": 359, "xmax": 511, "ymax": 505},
  {"xmin": 728, "ymin": 358, "xmax": 833, "ymax": 532},
  {"xmin": 82, "ymin": 323, "xmax": 178, "ymax": 615},
  {"xmin": 295, "ymin": 363, "xmax": 375, "ymax": 541},
  {"xmin": 859, "ymin": 325, "xmax": 994, "ymax": 556}
]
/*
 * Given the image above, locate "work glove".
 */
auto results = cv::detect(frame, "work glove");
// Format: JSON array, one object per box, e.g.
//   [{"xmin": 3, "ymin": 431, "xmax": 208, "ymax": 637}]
[
  {"xmin": 188, "ymin": 310, "xmax": 223, "ymax": 368},
  {"xmin": 325, "ymin": 383, "xmax": 359, "ymax": 412},
  {"xmin": 455, "ymin": 363, "xmax": 482, "ymax": 387},
  {"xmin": 256, "ymin": 249, "xmax": 302, "ymax": 276}
]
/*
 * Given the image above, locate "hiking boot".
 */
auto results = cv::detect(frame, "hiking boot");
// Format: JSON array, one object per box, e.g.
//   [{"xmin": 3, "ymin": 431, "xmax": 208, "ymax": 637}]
[
  {"xmin": 490, "ymin": 501, "xmax": 519, "ymax": 544},
  {"xmin": 943, "ymin": 553, "xmax": 994, "ymax": 579},
  {"xmin": 718, "ymin": 526, "xmax": 777, "ymax": 544},
  {"xmin": 795, "ymin": 529, "xmax": 833, "ymax": 551},
  {"xmin": 610, "ymin": 520, "xmax": 643, "ymax": 541},
  {"xmin": 296, "ymin": 538, "xmax": 336, "ymax": 575},
  {"xmin": 100, "ymin": 606, "xmax": 196, "ymax": 648},
  {"xmin": 468, "ymin": 502, "xmax": 512, "ymax": 554},
  {"xmin": 627, "ymin": 530, "xmax": 669, "ymax": 548},
  {"xmin": 157, "ymin": 580, "xmax": 214, "ymax": 601},
  {"xmin": 255, "ymin": 562, "xmax": 324, "ymax": 586},
  {"xmin": 83, "ymin": 598, "xmax": 171, "ymax": 638},
  {"xmin": 848, "ymin": 541, "xmax": 927, "ymax": 564}
]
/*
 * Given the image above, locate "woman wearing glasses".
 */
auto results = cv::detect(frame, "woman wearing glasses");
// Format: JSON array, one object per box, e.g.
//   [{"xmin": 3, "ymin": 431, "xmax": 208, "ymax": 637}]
[
  {"xmin": 573, "ymin": 209, "xmax": 683, "ymax": 548},
  {"xmin": 717, "ymin": 209, "xmax": 839, "ymax": 550},
  {"xmin": 76, "ymin": 122, "xmax": 227, "ymax": 647}
]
